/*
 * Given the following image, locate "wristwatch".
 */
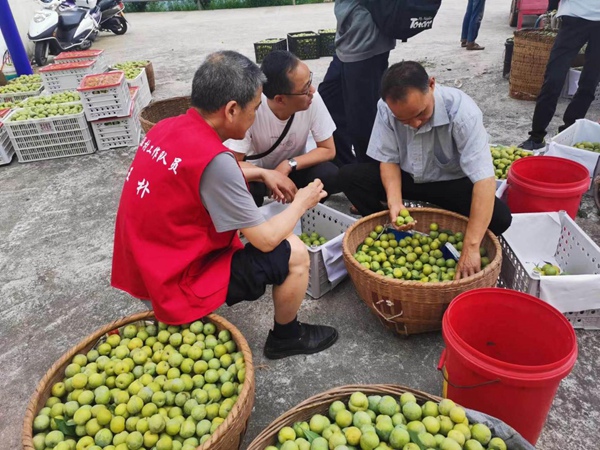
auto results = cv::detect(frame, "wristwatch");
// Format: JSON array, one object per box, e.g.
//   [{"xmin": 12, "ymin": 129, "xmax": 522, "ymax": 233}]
[{"xmin": 288, "ymin": 158, "xmax": 298, "ymax": 172}]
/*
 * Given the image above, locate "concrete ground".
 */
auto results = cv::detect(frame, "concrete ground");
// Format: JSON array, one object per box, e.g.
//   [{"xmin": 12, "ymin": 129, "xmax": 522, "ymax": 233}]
[{"xmin": 1, "ymin": 1, "xmax": 599, "ymax": 449}]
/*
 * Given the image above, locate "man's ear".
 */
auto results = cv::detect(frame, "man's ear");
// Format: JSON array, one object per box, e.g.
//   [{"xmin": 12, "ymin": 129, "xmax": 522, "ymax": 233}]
[
  {"xmin": 429, "ymin": 77, "xmax": 436, "ymax": 92},
  {"xmin": 272, "ymin": 94, "xmax": 286, "ymax": 105},
  {"xmin": 224, "ymin": 100, "xmax": 239, "ymax": 123}
]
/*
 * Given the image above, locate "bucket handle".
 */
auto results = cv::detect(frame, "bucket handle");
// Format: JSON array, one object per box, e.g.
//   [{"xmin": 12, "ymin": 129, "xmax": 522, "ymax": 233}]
[{"xmin": 437, "ymin": 349, "xmax": 501, "ymax": 389}]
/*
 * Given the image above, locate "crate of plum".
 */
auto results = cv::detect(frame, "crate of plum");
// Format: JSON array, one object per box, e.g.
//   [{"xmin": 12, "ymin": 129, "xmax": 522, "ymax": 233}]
[
  {"xmin": 548, "ymin": 118, "xmax": 600, "ymax": 180},
  {"xmin": 54, "ymin": 49, "xmax": 109, "ymax": 73},
  {"xmin": 112, "ymin": 62, "xmax": 153, "ymax": 107},
  {"xmin": 40, "ymin": 60, "xmax": 100, "ymax": 93},
  {"xmin": 4, "ymin": 102, "xmax": 95, "ymax": 162},
  {"xmin": 318, "ymin": 28, "xmax": 336, "ymax": 57},
  {"xmin": 0, "ymin": 109, "xmax": 15, "ymax": 165},
  {"xmin": 259, "ymin": 202, "xmax": 356, "ymax": 299},
  {"xmin": 91, "ymin": 101, "xmax": 142, "ymax": 151},
  {"xmin": 490, "ymin": 144, "xmax": 534, "ymax": 189},
  {"xmin": 287, "ymin": 31, "xmax": 320, "ymax": 60},
  {"xmin": 77, "ymin": 71, "xmax": 132, "ymax": 121},
  {"xmin": 254, "ymin": 38, "xmax": 287, "ymax": 63},
  {"xmin": 0, "ymin": 74, "xmax": 43, "ymax": 103}
]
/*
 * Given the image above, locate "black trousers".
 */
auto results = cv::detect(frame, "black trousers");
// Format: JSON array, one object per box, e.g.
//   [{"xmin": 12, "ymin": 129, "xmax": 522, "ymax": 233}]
[
  {"xmin": 530, "ymin": 16, "xmax": 600, "ymax": 141},
  {"xmin": 249, "ymin": 161, "xmax": 340, "ymax": 207},
  {"xmin": 339, "ymin": 162, "xmax": 512, "ymax": 236},
  {"xmin": 318, "ymin": 52, "xmax": 390, "ymax": 166}
]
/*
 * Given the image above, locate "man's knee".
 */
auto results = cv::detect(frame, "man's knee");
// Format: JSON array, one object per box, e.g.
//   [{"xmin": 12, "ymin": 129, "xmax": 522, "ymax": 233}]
[
  {"xmin": 490, "ymin": 209, "xmax": 512, "ymax": 236},
  {"xmin": 286, "ymin": 235, "xmax": 310, "ymax": 272}
]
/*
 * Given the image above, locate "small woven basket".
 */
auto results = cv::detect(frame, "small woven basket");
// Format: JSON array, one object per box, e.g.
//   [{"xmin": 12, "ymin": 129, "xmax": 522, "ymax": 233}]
[
  {"xmin": 342, "ymin": 209, "xmax": 502, "ymax": 336},
  {"xmin": 139, "ymin": 95, "xmax": 191, "ymax": 134},
  {"xmin": 509, "ymin": 29, "xmax": 557, "ymax": 101},
  {"xmin": 247, "ymin": 384, "xmax": 442, "ymax": 450},
  {"xmin": 22, "ymin": 311, "xmax": 255, "ymax": 450}
]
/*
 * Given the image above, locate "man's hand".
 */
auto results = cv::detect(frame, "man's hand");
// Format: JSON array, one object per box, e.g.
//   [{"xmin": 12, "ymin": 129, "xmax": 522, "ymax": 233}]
[
  {"xmin": 274, "ymin": 160, "xmax": 292, "ymax": 176},
  {"xmin": 293, "ymin": 178, "xmax": 327, "ymax": 210},
  {"xmin": 262, "ymin": 169, "xmax": 297, "ymax": 203},
  {"xmin": 388, "ymin": 201, "xmax": 417, "ymax": 232},
  {"xmin": 455, "ymin": 244, "xmax": 481, "ymax": 280}
]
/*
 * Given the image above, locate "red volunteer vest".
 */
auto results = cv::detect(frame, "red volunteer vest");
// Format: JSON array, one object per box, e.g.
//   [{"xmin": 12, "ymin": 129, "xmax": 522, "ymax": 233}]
[{"xmin": 111, "ymin": 108, "xmax": 244, "ymax": 324}]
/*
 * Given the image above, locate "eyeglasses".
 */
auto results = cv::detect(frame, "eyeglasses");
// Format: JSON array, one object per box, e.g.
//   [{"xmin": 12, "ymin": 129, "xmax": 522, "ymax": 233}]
[{"xmin": 284, "ymin": 72, "xmax": 313, "ymax": 96}]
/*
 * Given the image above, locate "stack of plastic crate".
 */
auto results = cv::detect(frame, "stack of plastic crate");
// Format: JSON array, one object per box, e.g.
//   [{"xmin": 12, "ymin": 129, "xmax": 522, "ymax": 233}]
[
  {"xmin": 0, "ymin": 109, "xmax": 15, "ymax": 165},
  {"xmin": 54, "ymin": 49, "xmax": 110, "ymax": 73},
  {"xmin": 2, "ymin": 103, "xmax": 95, "ymax": 163},
  {"xmin": 40, "ymin": 60, "xmax": 101, "ymax": 93},
  {"xmin": 126, "ymin": 68, "xmax": 152, "ymax": 108},
  {"xmin": 90, "ymin": 87, "xmax": 142, "ymax": 151},
  {"xmin": 79, "ymin": 71, "xmax": 141, "ymax": 151}
]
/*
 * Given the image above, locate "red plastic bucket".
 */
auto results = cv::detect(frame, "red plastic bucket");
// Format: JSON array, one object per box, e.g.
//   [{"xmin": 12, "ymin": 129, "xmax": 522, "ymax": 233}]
[
  {"xmin": 439, "ymin": 288, "xmax": 577, "ymax": 445},
  {"xmin": 506, "ymin": 156, "xmax": 590, "ymax": 219}
]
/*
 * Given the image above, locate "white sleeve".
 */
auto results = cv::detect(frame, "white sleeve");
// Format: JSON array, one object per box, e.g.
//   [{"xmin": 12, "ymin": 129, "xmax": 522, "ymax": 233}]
[
  {"xmin": 309, "ymin": 92, "xmax": 336, "ymax": 144},
  {"xmin": 224, "ymin": 129, "xmax": 253, "ymax": 155}
]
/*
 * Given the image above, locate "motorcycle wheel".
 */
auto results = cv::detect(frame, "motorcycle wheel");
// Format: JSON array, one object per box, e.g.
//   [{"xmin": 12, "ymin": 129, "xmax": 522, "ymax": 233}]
[
  {"xmin": 34, "ymin": 41, "xmax": 50, "ymax": 67},
  {"xmin": 111, "ymin": 17, "xmax": 127, "ymax": 35}
]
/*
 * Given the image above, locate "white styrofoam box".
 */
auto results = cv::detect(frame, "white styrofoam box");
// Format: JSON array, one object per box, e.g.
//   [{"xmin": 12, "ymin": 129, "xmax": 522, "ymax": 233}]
[
  {"xmin": 499, "ymin": 211, "xmax": 600, "ymax": 330},
  {"xmin": 126, "ymin": 68, "xmax": 151, "ymax": 108},
  {"xmin": 258, "ymin": 202, "xmax": 357, "ymax": 298},
  {"xmin": 0, "ymin": 109, "xmax": 15, "ymax": 165},
  {"xmin": 54, "ymin": 49, "xmax": 109, "ymax": 73},
  {"xmin": 547, "ymin": 119, "xmax": 600, "ymax": 180},
  {"xmin": 3, "ymin": 105, "xmax": 95, "ymax": 163},
  {"xmin": 78, "ymin": 71, "xmax": 132, "ymax": 121},
  {"xmin": 40, "ymin": 60, "xmax": 100, "ymax": 93},
  {"xmin": 0, "ymin": 84, "xmax": 44, "ymax": 104},
  {"xmin": 561, "ymin": 67, "xmax": 600, "ymax": 104},
  {"xmin": 91, "ymin": 102, "xmax": 142, "ymax": 151}
]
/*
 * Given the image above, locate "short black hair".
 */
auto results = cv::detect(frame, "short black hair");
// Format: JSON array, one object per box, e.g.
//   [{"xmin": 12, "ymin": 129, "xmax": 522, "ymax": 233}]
[
  {"xmin": 191, "ymin": 51, "xmax": 265, "ymax": 113},
  {"xmin": 381, "ymin": 61, "xmax": 430, "ymax": 102},
  {"xmin": 261, "ymin": 50, "xmax": 300, "ymax": 99}
]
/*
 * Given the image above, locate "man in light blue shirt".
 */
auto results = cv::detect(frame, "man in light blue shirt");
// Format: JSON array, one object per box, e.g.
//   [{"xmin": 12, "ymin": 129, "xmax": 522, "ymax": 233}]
[
  {"xmin": 520, "ymin": 0, "xmax": 600, "ymax": 149},
  {"xmin": 339, "ymin": 61, "xmax": 512, "ymax": 279}
]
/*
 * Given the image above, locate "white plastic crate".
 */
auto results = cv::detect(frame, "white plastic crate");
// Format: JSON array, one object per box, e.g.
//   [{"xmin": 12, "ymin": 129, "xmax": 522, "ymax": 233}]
[
  {"xmin": 40, "ymin": 60, "xmax": 100, "ymax": 93},
  {"xmin": 0, "ymin": 109, "xmax": 15, "ymax": 165},
  {"xmin": 0, "ymin": 84, "xmax": 44, "ymax": 104},
  {"xmin": 561, "ymin": 67, "xmax": 600, "ymax": 105},
  {"xmin": 3, "ymin": 105, "xmax": 95, "ymax": 163},
  {"xmin": 258, "ymin": 202, "xmax": 357, "ymax": 298},
  {"xmin": 499, "ymin": 211, "xmax": 600, "ymax": 330},
  {"xmin": 129, "ymin": 86, "xmax": 141, "ymax": 119},
  {"xmin": 547, "ymin": 119, "xmax": 600, "ymax": 181},
  {"xmin": 91, "ymin": 102, "xmax": 141, "ymax": 151},
  {"xmin": 78, "ymin": 71, "xmax": 132, "ymax": 121},
  {"xmin": 126, "ymin": 68, "xmax": 151, "ymax": 108},
  {"xmin": 54, "ymin": 49, "xmax": 109, "ymax": 73}
]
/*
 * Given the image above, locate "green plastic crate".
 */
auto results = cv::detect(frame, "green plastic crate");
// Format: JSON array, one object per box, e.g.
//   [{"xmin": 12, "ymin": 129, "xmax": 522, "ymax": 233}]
[
  {"xmin": 287, "ymin": 31, "xmax": 320, "ymax": 60},
  {"xmin": 318, "ymin": 28, "xmax": 336, "ymax": 57},
  {"xmin": 254, "ymin": 38, "xmax": 287, "ymax": 64}
]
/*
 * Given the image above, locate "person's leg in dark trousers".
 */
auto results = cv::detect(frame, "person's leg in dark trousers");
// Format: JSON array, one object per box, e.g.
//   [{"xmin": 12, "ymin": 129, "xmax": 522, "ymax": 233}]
[
  {"xmin": 466, "ymin": 0, "xmax": 486, "ymax": 44},
  {"xmin": 289, "ymin": 162, "xmax": 341, "ymax": 197},
  {"xmin": 461, "ymin": 0, "xmax": 474, "ymax": 44},
  {"xmin": 342, "ymin": 52, "xmax": 390, "ymax": 163},
  {"xmin": 530, "ymin": 16, "xmax": 590, "ymax": 142},
  {"xmin": 339, "ymin": 162, "xmax": 386, "ymax": 215},
  {"xmin": 319, "ymin": 56, "xmax": 355, "ymax": 167},
  {"xmin": 562, "ymin": 20, "xmax": 600, "ymax": 130}
]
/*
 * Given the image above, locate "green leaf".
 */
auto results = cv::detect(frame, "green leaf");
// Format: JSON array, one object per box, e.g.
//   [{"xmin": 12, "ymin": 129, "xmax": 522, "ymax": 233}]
[
  {"xmin": 55, "ymin": 418, "xmax": 76, "ymax": 437},
  {"xmin": 407, "ymin": 429, "xmax": 428, "ymax": 450},
  {"xmin": 303, "ymin": 429, "xmax": 320, "ymax": 443}
]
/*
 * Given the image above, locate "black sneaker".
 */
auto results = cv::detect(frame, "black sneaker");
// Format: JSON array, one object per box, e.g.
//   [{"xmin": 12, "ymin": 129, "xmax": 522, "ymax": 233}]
[
  {"xmin": 519, "ymin": 138, "xmax": 546, "ymax": 150},
  {"xmin": 263, "ymin": 322, "xmax": 339, "ymax": 360}
]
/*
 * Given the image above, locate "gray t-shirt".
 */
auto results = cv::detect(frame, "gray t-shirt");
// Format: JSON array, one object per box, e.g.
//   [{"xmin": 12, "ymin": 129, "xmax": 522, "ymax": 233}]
[
  {"xmin": 200, "ymin": 152, "xmax": 265, "ymax": 233},
  {"xmin": 334, "ymin": 0, "xmax": 396, "ymax": 63}
]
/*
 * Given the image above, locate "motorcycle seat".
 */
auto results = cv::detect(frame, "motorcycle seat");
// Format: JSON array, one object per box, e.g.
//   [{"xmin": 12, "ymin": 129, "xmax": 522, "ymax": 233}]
[
  {"xmin": 98, "ymin": 0, "xmax": 118, "ymax": 12},
  {"xmin": 58, "ymin": 9, "xmax": 88, "ymax": 29}
]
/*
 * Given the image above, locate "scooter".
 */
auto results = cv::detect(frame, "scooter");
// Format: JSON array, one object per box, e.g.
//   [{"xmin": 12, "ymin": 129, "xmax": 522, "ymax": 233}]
[
  {"xmin": 28, "ymin": 0, "xmax": 100, "ymax": 67},
  {"xmin": 98, "ymin": 0, "xmax": 127, "ymax": 35}
]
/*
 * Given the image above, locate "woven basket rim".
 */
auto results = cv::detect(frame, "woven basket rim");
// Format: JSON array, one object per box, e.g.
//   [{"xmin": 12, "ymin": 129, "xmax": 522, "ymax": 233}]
[
  {"xmin": 342, "ymin": 208, "xmax": 502, "ymax": 288},
  {"xmin": 247, "ymin": 384, "xmax": 443, "ymax": 450},
  {"xmin": 139, "ymin": 95, "xmax": 191, "ymax": 130},
  {"xmin": 21, "ymin": 310, "xmax": 254, "ymax": 450}
]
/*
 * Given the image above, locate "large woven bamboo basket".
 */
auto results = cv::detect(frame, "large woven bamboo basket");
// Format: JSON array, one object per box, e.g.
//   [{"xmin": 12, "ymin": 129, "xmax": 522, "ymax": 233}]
[
  {"xmin": 247, "ymin": 384, "xmax": 442, "ymax": 450},
  {"xmin": 139, "ymin": 96, "xmax": 191, "ymax": 134},
  {"xmin": 509, "ymin": 29, "xmax": 557, "ymax": 101},
  {"xmin": 22, "ymin": 311, "xmax": 255, "ymax": 450},
  {"xmin": 342, "ymin": 209, "xmax": 502, "ymax": 336}
]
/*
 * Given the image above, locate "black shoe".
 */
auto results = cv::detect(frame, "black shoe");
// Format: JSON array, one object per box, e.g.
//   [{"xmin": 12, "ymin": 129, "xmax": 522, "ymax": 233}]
[
  {"xmin": 263, "ymin": 322, "xmax": 339, "ymax": 360},
  {"xmin": 518, "ymin": 138, "xmax": 546, "ymax": 150}
]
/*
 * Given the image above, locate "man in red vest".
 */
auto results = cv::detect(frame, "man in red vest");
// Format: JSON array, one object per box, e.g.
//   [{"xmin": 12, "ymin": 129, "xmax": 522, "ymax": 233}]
[{"xmin": 112, "ymin": 51, "xmax": 338, "ymax": 360}]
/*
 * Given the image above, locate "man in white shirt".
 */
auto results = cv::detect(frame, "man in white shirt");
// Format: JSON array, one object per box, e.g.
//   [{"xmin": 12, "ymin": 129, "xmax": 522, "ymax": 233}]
[
  {"xmin": 520, "ymin": 0, "xmax": 600, "ymax": 149},
  {"xmin": 226, "ymin": 51, "xmax": 339, "ymax": 206}
]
